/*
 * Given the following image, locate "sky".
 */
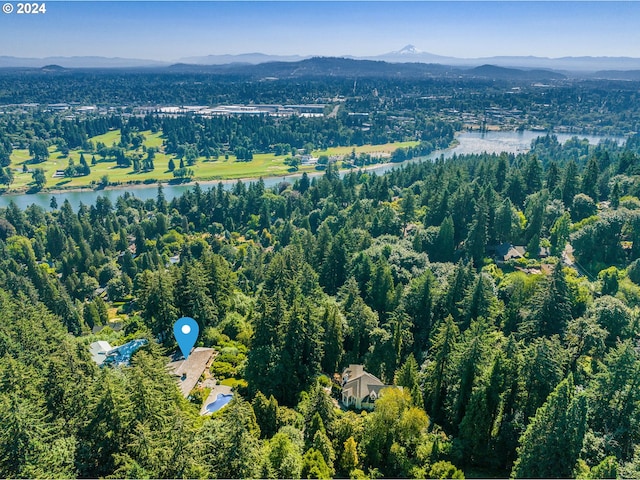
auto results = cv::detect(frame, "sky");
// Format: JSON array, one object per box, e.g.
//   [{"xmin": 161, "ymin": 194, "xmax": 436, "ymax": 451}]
[{"xmin": 1, "ymin": 1, "xmax": 640, "ymax": 60}]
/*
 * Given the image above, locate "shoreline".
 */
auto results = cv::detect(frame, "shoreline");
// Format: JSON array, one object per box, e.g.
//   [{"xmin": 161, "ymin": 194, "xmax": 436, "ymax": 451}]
[
  {"xmin": 0, "ymin": 128, "xmax": 622, "ymax": 200},
  {"xmin": 0, "ymin": 150, "xmax": 449, "ymax": 199}
]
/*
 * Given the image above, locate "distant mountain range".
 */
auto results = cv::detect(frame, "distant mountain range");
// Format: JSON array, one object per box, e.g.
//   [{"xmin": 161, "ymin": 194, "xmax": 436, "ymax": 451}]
[
  {"xmin": 165, "ymin": 58, "xmax": 567, "ymax": 82},
  {"xmin": 365, "ymin": 45, "xmax": 640, "ymax": 72},
  {"xmin": 3, "ymin": 45, "xmax": 640, "ymax": 76},
  {"xmin": 0, "ymin": 55, "xmax": 167, "ymax": 69}
]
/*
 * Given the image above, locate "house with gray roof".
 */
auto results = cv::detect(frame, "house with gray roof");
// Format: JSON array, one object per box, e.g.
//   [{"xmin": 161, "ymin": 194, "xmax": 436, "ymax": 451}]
[
  {"xmin": 341, "ymin": 364, "xmax": 393, "ymax": 410},
  {"xmin": 89, "ymin": 340, "xmax": 112, "ymax": 366}
]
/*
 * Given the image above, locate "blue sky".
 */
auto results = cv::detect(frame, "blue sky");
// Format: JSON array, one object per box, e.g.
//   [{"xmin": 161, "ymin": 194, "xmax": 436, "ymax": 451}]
[{"xmin": 2, "ymin": 2, "xmax": 640, "ymax": 60}]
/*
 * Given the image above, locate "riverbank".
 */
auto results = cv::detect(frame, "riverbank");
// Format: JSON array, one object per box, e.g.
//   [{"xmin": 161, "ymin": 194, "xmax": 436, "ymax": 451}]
[
  {"xmin": 4, "ymin": 132, "xmax": 422, "ymax": 195},
  {"xmin": 0, "ymin": 130, "xmax": 622, "ymax": 210},
  {"xmin": 0, "ymin": 154, "xmax": 425, "ymax": 198},
  {"xmin": 0, "ymin": 141, "xmax": 431, "ymax": 197}
]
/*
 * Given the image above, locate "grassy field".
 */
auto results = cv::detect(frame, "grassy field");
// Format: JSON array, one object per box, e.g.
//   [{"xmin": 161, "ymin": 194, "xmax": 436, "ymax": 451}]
[
  {"xmin": 6, "ymin": 130, "xmax": 420, "ymax": 192},
  {"xmin": 313, "ymin": 141, "xmax": 419, "ymax": 157},
  {"xmin": 91, "ymin": 130, "xmax": 122, "ymax": 147}
]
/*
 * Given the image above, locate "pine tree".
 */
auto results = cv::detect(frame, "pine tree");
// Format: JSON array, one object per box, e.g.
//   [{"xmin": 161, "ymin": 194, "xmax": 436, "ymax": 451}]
[
  {"xmin": 451, "ymin": 317, "xmax": 495, "ymax": 427},
  {"xmin": 174, "ymin": 260, "xmax": 216, "ymax": 329},
  {"xmin": 339, "ymin": 437, "xmax": 360, "ymax": 476},
  {"xmin": 562, "ymin": 160, "xmax": 579, "ymax": 208},
  {"xmin": 252, "ymin": 391, "xmax": 279, "ymax": 439},
  {"xmin": 400, "ymin": 189, "xmax": 416, "ymax": 230},
  {"xmin": 495, "ymin": 198, "xmax": 516, "ymax": 244},
  {"xmin": 320, "ymin": 304, "xmax": 344, "ymax": 374},
  {"xmin": 523, "ymin": 155, "xmax": 543, "ymax": 195},
  {"xmin": 138, "ymin": 270, "xmax": 178, "ymax": 343},
  {"xmin": 458, "ymin": 354, "xmax": 506, "ymax": 467},
  {"xmin": 424, "ymin": 315, "xmax": 459, "ymax": 426},
  {"xmin": 444, "ymin": 261, "xmax": 474, "ymax": 321},
  {"xmin": 610, "ymin": 180, "xmax": 621, "ymax": 209},
  {"xmin": 465, "ymin": 197, "xmax": 488, "ymax": 267},
  {"xmin": 511, "ymin": 375, "xmax": 587, "ymax": 478},
  {"xmin": 582, "ymin": 156, "xmax": 600, "ymax": 201},
  {"xmin": 278, "ymin": 302, "xmax": 322, "ymax": 406},
  {"xmin": 463, "ymin": 273, "xmax": 497, "ymax": 328},
  {"xmin": 403, "ymin": 269, "xmax": 435, "ymax": 352},
  {"xmin": 521, "ymin": 263, "xmax": 572, "ymax": 339},
  {"xmin": 495, "ymin": 154, "xmax": 508, "ymax": 192},
  {"xmin": 589, "ymin": 341, "xmax": 640, "ymax": 460},
  {"xmin": 550, "ymin": 212, "xmax": 571, "ymax": 256},
  {"xmin": 433, "ymin": 215, "xmax": 455, "ymax": 262},
  {"xmin": 395, "ymin": 354, "xmax": 423, "ymax": 407},
  {"xmin": 201, "ymin": 399, "xmax": 262, "ymax": 479},
  {"xmin": 546, "ymin": 160, "xmax": 561, "ymax": 191},
  {"xmin": 367, "ymin": 259, "xmax": 396, "ymax": 320},
  {"xmin": 320, "ymin": 231, "xmax": 348, "ymax": 295},
  {"xmin": 246, "ymin": 293, "xmax": 286, "ymax": 399},
  {"xmin": 340, "ymin": 277, "xmax": 379, "ymax": 363}
]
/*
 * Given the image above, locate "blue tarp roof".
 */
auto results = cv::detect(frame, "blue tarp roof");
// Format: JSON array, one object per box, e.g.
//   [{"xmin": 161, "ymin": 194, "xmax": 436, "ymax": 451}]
[{"xmin": 102, "ymin": 338, "xmax": 148, "ymax": 367}]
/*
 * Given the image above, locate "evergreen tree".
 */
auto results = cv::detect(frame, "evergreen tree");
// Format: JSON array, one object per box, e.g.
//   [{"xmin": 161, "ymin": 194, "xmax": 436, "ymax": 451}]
[
  {"xmin": 545, "ymin": 160, "xmax": 561, "ymax": 191},
  {"xmin": 495, "ymin": 198, "xmax": 517, "ymax": 244},
  {"xmin": 246, "ymin": 293, "xmax": 286, "ymax": 399},
  {"xmin": 252, "ymin": 391, "xmax": 279, "ymax": 439},
  {"xmin": 367, "ymin": 258, "xmax": 396, "ymax": 320},
  {"xmin": 137, "ymin": 269, "xmax": 178, "ymax": 343},
  {"xmin": 339, "ymin": 437, "xmax": 360, "ymax": 476},
  {"xmin": 589, "ymin": 341, "xmax": 640, "ymax": 460},
  {"xmin": 278, "ymin": 302, "xmax": 323, "ymax": 405},
  {"xmin": 521, "ymin": 263, "xmax": 572, "ymax": 339},
  {"xmin": 562, "ymin": 160, "xmax": 579, "ymax": 208},
  {"xmin": 610, "ymin": 180, "xmax": 621, "ymax": 209},
  {"xmin": 320, "ymin": 303, "xmax": 344, "ymax": 374},
  {"xmin": 424, "ymin": 315, "xmax": 459, "ymax": 425},
  {"xmin": 400, "ymin": 189, "xmax": 416, "ymax": 229},
  {"xmin": 403, "ymin": 269, "xmax": 435, "ymax": 353},
  {"xmin": 174, "ymin": 260, "xmax": 216, "ymax": 329},
  {"xmin": 433, "ymin": 215, "xmax": 455, "ymax": 262},
  {"xmin": 523, "ymin": 155, "xmax": 543, "ymax": 195},
  {"xmin": 511, "ymin": 375, "xmax": 587, "ymax": 478},
  {"xmin": 550, "ymin": 212, "xmax": 571, "ymax": 256},
  {"xmin": 201, "ymin": 399, "xmax": 262, "ymax": 479},
  {"xmin": 582, "ymin": 156, "xmax": 600, "ymax": 201},
  {"xmin": 465, "ymin": 197, "xmax": 488, "ymax": 267},
  {"xmin": 451, "ymin": 317, "xmax": 495, "ymax": 427}
]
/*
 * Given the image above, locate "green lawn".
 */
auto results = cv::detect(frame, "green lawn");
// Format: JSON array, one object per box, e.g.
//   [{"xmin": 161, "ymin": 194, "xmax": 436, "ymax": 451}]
[
  {"xmin": 6, "ymin": 130, "xmax": 421, "ymax": 192},
  {"xmin": 91, "ymin": 129, "xmax": 122, "ymax": 147},
  {"xmin": 313, "ymin": 141, "xmax": 419, "ymax": 157}
]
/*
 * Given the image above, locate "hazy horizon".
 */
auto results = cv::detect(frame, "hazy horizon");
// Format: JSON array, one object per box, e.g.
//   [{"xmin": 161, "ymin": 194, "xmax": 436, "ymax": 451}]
[{"xmin": 1, "ymin": 2, "xmax": 640, "ymax": 62}]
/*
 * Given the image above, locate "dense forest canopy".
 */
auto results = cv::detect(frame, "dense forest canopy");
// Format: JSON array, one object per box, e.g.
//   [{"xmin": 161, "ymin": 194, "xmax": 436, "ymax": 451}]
[{"xmin": 3, "ymin": 69, "xmax": 640, "ymax": 478}]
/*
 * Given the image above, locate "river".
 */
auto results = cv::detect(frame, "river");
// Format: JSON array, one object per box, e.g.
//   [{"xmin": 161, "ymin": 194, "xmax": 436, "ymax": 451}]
[{"xmin": 0, "ymin": 130, "xmax": 623, "ymax": 211}]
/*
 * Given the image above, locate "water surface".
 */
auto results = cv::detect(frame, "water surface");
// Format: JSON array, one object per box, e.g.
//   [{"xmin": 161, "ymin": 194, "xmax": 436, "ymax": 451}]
[{"xmin": 0, "ymin": 130, "xmax": 622, "ymax": 210}]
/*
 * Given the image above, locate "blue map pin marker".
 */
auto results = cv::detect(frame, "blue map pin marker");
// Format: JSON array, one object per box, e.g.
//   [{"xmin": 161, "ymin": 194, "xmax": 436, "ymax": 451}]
[{"xmin": 174, "ymin": 317, "xmax": 199, "ymax": 359}]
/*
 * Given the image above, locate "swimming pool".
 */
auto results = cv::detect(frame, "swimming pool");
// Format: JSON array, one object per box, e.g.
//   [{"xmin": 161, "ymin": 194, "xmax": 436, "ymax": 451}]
[{"xmin": 205, "ymin": 393, "xmax": 234, "ymax": 414}]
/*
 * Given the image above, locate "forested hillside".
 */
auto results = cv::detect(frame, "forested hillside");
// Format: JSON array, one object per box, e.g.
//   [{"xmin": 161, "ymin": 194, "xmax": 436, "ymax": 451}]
[{"xmin": 3, "ymin": 128, "xmax": 640, "ymax": 478}]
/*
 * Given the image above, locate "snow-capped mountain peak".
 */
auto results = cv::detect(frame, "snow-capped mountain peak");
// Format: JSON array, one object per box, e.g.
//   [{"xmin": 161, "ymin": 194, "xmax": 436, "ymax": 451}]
[{"xmin": 398, "ymin": 44, "xmax": 421, "ymax": 55}]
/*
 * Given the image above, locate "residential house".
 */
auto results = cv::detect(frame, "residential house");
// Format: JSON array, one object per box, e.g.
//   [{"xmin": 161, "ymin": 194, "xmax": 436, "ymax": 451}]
[
  {"xmin": 168, "ymin": 347, "xmax": 216, "ymax": 398},
  {"xmin": 489, "ymin": 242, "xmax": 550, "ymax": 262},
  {"xmin": 89, "ymin": 338, "xmax": 148, "ymax": 367},
  {"xmin": 88, "ymin": 340, "xmax": 112, "ymax": 366},
  {"xmin": 488, "ymin": 242, "xmax": 525, "ymax": 263},
  {"xmin": 341, "ymin": 364, "xmax": 393, "ymax": 410}
]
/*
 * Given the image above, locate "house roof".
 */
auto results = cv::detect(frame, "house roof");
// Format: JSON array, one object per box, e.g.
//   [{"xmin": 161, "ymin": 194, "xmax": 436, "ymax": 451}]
[
  {"xmin": 342, "ymin": 365, "xmax": 387, "ymax": 402},
  {"xmin": 489, "ymin": 242, "xmax": 525, "ymax": 261},
  {"xmin": 168, "ymin": 347, "xmax": 215, "ymax": 397},
  {"xmin": 102, "ymin": 338, "xmax": 148, "ymax": 367},
  {"xmin": 89, "ymin": 340, "xmax": 112, "ymax": 366}
]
